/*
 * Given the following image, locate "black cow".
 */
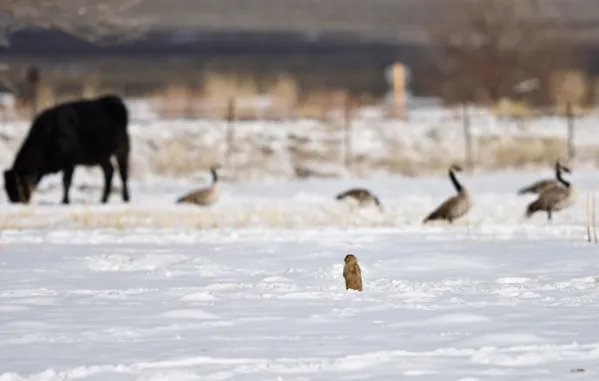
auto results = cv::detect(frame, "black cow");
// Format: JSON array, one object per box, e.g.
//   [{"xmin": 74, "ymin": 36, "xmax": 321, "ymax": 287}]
[{"xmin": 3, "ymin": 94, "xmax": 131, "ymax": 204}]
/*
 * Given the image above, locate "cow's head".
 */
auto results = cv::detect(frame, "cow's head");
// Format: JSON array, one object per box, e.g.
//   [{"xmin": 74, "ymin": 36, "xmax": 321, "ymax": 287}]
[{"xmin": 4, "ymin": 169, "xmax": 36, "ymax": 204}]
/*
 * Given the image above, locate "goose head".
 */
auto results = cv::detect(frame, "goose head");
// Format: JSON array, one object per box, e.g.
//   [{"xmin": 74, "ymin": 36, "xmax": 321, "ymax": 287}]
[
  {"xmin": 555, "ymin": 160, "xmax": 571, "ymax": 174},
  {"xmin": 450, "ymin": 164, "xmax": 463, "ymax": 173}
]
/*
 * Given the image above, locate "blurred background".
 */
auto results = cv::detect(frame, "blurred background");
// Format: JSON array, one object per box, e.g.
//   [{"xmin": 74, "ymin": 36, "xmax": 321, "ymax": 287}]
[{"xmin": 1, "ymin": 0, "xmax": 599, "ymax": 181}]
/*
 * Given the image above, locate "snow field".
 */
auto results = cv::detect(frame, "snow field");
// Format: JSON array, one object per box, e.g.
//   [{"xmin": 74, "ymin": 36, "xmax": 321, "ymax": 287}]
[
  {"xmin": 1, "ymin": 228, "xmax": 599, "ymax": 380},
  {"xmin": 0, "ymin": 170, "xmax": 598, "ymax": 380},
  {"xmin": 0, "ymin": 96, "xmax": 598, "ymax": 379}
]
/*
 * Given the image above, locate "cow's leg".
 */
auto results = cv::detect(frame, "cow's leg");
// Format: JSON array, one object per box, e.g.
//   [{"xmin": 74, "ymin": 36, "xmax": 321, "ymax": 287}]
[
  {"xmin": 62, "ymin": 165, "xmax": 75, "ymax": 204},
  {"xmin": 116, "ymin": 148, "xmax": 130, "ymax": 202},
  {"xmin": 99, "ymin": 159, "xmax": 114, "ymax": 204}
]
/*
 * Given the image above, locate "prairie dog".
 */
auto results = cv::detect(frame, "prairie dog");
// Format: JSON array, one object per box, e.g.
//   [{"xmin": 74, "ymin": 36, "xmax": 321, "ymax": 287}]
[{"xmin": 343, "ymin": 254, "xmax": 363, "ymax": 291}]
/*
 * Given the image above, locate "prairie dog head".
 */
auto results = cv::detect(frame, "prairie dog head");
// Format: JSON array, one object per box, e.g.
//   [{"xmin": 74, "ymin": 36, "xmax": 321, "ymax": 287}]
[{"xmin": 344, "ymin": 254, "xmax": 358, "ymax": 265}]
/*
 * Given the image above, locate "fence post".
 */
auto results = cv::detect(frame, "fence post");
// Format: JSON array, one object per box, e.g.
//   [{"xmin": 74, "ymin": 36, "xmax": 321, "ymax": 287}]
[
  {"xmin": 566, "ymin": 102, "xmax": 575, "ymax": 161},
  {"xmin": 225, "ymin": 97, "xmax": 236, "ymax": 167},
  {"xmin": 343, "ymin": 94, "xmax": 353, "ymax": 172},
  {"xmin": 82, "ymin": 73, "xmax": 101, "ymax": 99},
  {"xmin": 392, "ymin": 62, "xmax": 406, "ymax": 119},
  {"xmin": 186, "ymin": 87, "xmax": 195, "ymax": 119},
  {"xmin": 462, "ymin": 102, "xmax": 474, "ymax": 173},
  {"xmin": 26, "ymin": 66, "xmax": 40, "ymax": 119}
]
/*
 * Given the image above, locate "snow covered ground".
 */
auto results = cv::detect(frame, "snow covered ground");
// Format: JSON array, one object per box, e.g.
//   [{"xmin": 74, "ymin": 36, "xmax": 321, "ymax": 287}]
[
  {"xmin": 1, "ymin": 96, "xmax": 599, "ymax": 379},
  {"xmin": 1, "ymin": 168, "xmax": 599, "ymax": 380}
]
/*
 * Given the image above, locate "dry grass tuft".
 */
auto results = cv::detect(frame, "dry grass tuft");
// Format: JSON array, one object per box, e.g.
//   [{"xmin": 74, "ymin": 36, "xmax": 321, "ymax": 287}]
[
  {"xmin": 482, "ymin": 135, "xmax": 568, "ymax": 169},
  {"xmin": 151, "ymin": 83, "xmax": 202, "ymax": 119},
  {"xmin": 69, "ymin": 208, "xmax": 128, "ymax": 231},
  {"xmin": 151, "ymin": 73, "xmax": 300, "ymax": 120},
  {"xmin": 550, "ymin": 70, "xmax": 589, "ymax": 111},
  {"xmin": 492, "ymin": 99, "xmax": 538, "ymax": 119},
  {"xmin": 267, "ymin": 74, "xmax": 299, "ymax": 111},
  {"xmin": 147, "ymin": 73, "xmax": 365, "ymax": 121},
  {"xmin": 140, "ymin": 122, "xmax": 599, "ymax": 179},
  {"xmin": 0, "ymin": 207, "xmax": 45, "ymax": 230},
  {"xmin": 149, "ymin": 137, "xmax": 221, "ymax": 176},
  {"xmin": 289, "ymin": 143, "xmax": 341, "ymax": 164},
  {"xmin": 62, "ymin": 205, "xmax": 401, "ymax": 230}
]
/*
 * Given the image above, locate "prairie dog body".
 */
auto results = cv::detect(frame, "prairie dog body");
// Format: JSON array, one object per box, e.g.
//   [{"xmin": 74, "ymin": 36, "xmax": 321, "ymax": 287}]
[{"xmin": 343, "ymin": 254, "xmax": 363, "ymax": 291}]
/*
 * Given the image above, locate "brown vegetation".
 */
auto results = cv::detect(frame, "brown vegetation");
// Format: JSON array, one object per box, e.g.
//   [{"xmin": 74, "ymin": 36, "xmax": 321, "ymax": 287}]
[
  {"xmin": 0, "ymin": 0, "xmax": 150, "ymax": 44},
  {"xmin": 549, "ymin": 70, "xmax": 590, "ymax": 113},
  {"xmin": 430, "ymin": 0, "xmax": 580, "ymax": 107},
  {"xmin": 149, "ymin": 73, "xmax": 361, "ymax": 121}
]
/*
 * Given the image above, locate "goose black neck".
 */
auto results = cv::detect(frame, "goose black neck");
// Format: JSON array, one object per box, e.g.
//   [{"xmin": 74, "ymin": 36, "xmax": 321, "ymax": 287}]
[
  {"xmin": 556, "ymin": 169, "xmax": 570, "ymax": 188},
  {"xmin": 449, "ymin": 168, "xmax": 463, "ymax": 193},
  {"xmin": 554, "ymin": 163, "xmax": 561, "ymax": 179},
  {"xmin": 373, "ymin": 196, "xmax": 381, "ymax": 206}
]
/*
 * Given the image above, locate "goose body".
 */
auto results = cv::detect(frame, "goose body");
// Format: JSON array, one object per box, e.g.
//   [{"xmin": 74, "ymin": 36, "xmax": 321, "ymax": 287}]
[
  {"xmin": 336, "ymin": 187, "xmax": 382, "ymax": 211},
  {"xmin": 423, "ymin": 165, "xmax": 471, "ymax": 224},
  {"xmin": 176, "ymin": 166, "xmax": 220, "ymax": 206},
  {"xmin": 518, "ymin": 179, "xmax": 560, "ymax": 195},
  {"xmin": 525, "ymin": 164, "xmax": 575, "ymax": 220},
  {"xmin": 518, "ymin": 161, "xmax": 568, "ymax": 195}
]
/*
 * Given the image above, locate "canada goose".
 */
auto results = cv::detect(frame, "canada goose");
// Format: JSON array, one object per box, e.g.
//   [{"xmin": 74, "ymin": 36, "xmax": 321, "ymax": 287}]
[
  {"xmin": 525, "ymin": 164, "xmax": 576, "ymax": 220},
  {"xmin": 176, "ymin": 166, "xmax": 220, "ymax": 206},
  {"xmin": 518, "ymin": 160, "xmax": 569, "ymax": 195},
  {"xmin": 335, "ymin": 187, "xmax": 383, "ymax": 211},
  {"xmin": 423, "ymin": 164, "xmax": 471, "ymax": 224}
]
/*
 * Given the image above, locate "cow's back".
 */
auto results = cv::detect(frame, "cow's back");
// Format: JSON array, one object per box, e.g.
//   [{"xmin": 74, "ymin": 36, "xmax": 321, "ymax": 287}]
[
  {"xmin": 13, "ymin": 95, "xmax": 130, "ymax": 174},
  {"xmin": 62, "ymin": 95, "xmax": 129, "ymax": 165}
]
